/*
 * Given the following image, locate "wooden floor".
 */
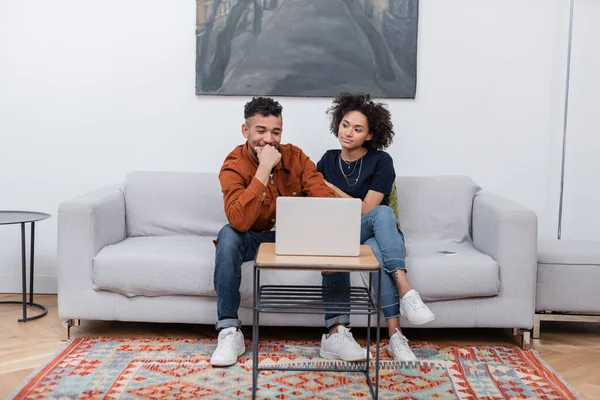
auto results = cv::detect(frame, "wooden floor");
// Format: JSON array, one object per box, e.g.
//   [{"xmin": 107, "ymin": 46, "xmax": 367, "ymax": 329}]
[{"xmin": 1, "ymin": 294, "xmax": 599, "ymax": 399}]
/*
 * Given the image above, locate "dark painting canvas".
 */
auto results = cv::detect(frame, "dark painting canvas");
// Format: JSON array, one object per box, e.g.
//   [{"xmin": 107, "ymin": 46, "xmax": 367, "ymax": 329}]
[{"xmin": 196, "ymin": 0, "xmax": 418, "ymax": 98}]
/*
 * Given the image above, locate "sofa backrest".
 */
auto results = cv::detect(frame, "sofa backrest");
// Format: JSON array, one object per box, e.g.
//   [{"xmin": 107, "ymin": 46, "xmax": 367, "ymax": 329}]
[
  {"xmin": 123, "ymin": 171, "xmax": 481, "ymax": 242},
  {"xmin": 395, "ymin": 176, "xmax": 481, "ymax": 243},
  {"xmin": 124, "ymin": 171, "xmax": 226, "ymax": 237}
]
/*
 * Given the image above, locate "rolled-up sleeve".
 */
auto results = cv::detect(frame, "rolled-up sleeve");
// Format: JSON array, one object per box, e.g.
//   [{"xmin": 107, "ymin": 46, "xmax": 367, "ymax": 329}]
[{"xmin": 219, "ymin": 164, "xmax": 267, "ymax": 232}]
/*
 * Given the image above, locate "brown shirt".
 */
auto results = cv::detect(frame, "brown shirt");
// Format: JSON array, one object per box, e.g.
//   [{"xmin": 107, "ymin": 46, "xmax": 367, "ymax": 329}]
[{"xmin": 219, "ymin": 142, "xmax": 335, "ymax": 233}]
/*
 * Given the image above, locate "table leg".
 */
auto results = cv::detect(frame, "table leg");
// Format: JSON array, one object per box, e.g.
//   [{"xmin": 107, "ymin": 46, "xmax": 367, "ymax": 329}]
[
  {"xmin": 0, "ymin": 221, "xmax": 49, "ymax": 323},
  {"xmin": 366, "ymin": 272, "xmax": 372, "ymax": 374},
  {"xmin": 375, "ymin": 270, "xmax": 381, "ymax": 399},
  {"xmin": 252, "ymin": 267, "xmax": 260, "ymax": 400},
  {"xmin": 21, "ymin": 223, "xmax": 27, "ymax": 320},
  {"xmin": 29, "ymin": 222, "xmax": 35, "ymax": 305}
]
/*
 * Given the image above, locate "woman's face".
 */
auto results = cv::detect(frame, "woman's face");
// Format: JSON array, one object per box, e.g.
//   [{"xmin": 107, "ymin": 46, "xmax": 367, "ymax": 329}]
[{"xmin": 337, "ymin": 111, "xmax": 373, "ymax": 151}]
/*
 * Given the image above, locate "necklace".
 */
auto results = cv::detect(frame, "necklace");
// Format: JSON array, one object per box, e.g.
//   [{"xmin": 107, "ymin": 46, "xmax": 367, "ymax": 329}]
[
  {"xmin": 338, "ymin": 152, "xmax": 365, "ymax": 187},
  {"xmin": 340, "ymin": 148, "xmax": 367, "ymax": 165},
  {"xmin": 341, "ymin": 158, "xmax": 359, "ymax": 175}
]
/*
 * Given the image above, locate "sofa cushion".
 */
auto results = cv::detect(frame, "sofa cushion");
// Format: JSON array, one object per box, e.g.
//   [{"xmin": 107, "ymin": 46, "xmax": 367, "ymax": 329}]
[
  {"xmin": 538, "ymin": 239, "xmax": 600, "ymax": 265},
  {"xmin": 404, "ymin": 241, "xmax": 500, "ymax": 301},
  {"xmin": 536, "ymin": 239, "xmax": 600, "ymax": 312},
  {"xmin": 395, "ymin": 176, "xmax": 481, "ymax": 243},
  {"xmin": 93, "ymin": 236, "xmax": 221, "ymax": 297},
  {"xmin": 536, "ymin": 262, "xmax": 600, "ymax": 313},
  {"xmin": 124, "ymin": 171, "xmax": 227, "ymax": 237},
  {"xmin": 388, "ymin": 182, "xmax": 401, "ymax": 230},
  {"xmin": 92, "ymin": 236, "xmax": 349, "ymax": 302},
  {"xmin": 92, "ymin": 237, "xmax": 499, "ymax": 303}
]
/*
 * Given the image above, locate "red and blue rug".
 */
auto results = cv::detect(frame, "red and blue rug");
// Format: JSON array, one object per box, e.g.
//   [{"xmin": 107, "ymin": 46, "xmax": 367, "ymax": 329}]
[{"xmin": 10, "ymin": 337, "xmax": 579, "ymax": 399}]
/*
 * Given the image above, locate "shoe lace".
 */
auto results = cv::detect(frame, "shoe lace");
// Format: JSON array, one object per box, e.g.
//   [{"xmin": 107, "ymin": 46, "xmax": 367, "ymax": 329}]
[
  {"xmin": 390, "ymin": 330, "xmax": 410, "ymax": 352},
  {"xmin": 336, "ymin": 327, "xmax": 359, "ymax": 347},
  {"xmin": 405, "ymin": 292, "xmax": 427, "ymax": 310},
  {"xmin": 217, "ymin": 330, "xmax": 236, "ymax": 350}
]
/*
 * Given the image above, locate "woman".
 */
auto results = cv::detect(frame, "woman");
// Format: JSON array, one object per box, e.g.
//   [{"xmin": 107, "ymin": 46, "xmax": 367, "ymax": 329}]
[{"xmin": 317, "ymin": 93, "xmax": 435, "ymax": 362}]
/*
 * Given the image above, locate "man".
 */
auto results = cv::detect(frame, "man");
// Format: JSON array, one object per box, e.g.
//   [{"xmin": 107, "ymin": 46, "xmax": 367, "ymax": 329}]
[{"xmin": 210, "ymin": 96, "xmax": 369, "ymax": 366}]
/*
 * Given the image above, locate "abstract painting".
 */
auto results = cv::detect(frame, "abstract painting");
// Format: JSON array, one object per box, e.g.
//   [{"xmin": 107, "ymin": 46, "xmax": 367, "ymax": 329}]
[{"xmin": 195, "ymin": 0, "xmax": 419, "ymax": 98}]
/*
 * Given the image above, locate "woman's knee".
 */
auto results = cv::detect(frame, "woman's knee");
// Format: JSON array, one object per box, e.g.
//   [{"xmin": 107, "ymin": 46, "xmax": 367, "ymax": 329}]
[{"xmin": 372, "ymin": 205, "xmax": 395, "ymax": 220}]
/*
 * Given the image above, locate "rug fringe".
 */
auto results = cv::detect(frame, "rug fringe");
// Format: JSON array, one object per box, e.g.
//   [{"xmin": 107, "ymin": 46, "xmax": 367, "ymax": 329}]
[{"xmin": 272, "ymin": 359, "xmax": 446, "ymax": 371}]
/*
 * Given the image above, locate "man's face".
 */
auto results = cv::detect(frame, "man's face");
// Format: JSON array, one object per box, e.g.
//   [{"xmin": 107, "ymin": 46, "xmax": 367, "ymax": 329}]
[{"xmin": 242, "ymin": 114, "xmax": 283, "ymax": 160}]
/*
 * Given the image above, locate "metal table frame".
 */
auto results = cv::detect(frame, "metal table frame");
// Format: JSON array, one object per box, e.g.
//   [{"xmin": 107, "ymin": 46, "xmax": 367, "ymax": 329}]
[
  {"xmin": 251, "ymin": 247, "xmax": 382, "ymax": 399},
  {"xmin": 0, "ymin": 217, "xmax": 49, "ymax": 322}
]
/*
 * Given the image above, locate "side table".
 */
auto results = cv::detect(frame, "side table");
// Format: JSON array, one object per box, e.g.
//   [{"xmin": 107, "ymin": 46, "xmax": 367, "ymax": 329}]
[
  {"xmin": 252, "ymin": 243, "xmax": 382, "ymax": 399},
  {"xmin": 0, "ymin": 211, "xmax": 51, "ymax": 322}
]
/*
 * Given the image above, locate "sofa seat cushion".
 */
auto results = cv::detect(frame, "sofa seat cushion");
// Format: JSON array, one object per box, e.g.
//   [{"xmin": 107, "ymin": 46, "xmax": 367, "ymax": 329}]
[
  {"xmin": 92, "ymin": 236, "xmax": 339, "ymax": 300},
  {"xmin": 93, "ymin": 236, "xmax": 220, "ymax": 297},
  {"xmin": 538, "ymin": 239, "xmax": 600, "ymax": 265},
  {"xmin": 536, "ymin": 240, "xmax": 600, "ymax": 312},
  {"xmin": 404, "ymin": 241, "xmax": 500, "ymax": 301}
]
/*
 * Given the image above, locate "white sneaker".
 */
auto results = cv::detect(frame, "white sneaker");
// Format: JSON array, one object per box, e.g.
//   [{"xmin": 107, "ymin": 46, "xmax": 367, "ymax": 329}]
[
  {"xmin": 210, "ymin": 327, "xmax": 245, "ymax": 367},
  {"xmin": 320, "ymin": 326, "xmax": 370, "ymax": 362},
  {"xmin": 400, "ymin": 289, "xmax": 435, "ymax": 325},
  {"xmin": 387, "ymin": 329, "xmax": 417, "ymax": 362}
]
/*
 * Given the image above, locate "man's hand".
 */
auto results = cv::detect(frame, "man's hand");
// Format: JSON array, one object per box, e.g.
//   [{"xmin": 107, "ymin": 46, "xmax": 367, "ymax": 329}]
[
  {"xmin": 255, "ymin": 145, "xmax": 281, "ymax": 186},
  {"xmin": 256, "ymin": 145, "xmax": 281, "ymax": 169}
]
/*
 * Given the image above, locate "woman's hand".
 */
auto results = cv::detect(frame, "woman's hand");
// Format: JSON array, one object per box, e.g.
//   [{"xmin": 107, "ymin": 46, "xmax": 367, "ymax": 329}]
[
  {"xmin": 324, "ymin": 180, "xmax": 340, "ymax": 197},
  {"xmin": 325, "ymin": 180, "xmax": 351, "ymax": 199}
]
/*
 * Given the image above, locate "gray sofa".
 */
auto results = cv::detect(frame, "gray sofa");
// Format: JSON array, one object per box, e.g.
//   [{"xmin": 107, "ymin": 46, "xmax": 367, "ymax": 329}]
[{"xmin": 57, "ymin": 171, "xmax": 538, "ymax": 345}]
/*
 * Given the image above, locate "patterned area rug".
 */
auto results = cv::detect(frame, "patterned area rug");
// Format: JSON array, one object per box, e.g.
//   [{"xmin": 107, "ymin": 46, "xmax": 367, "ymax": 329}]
[{"xmin": 10, "ymin": 337, "xmax": 579, "ymax": 399}]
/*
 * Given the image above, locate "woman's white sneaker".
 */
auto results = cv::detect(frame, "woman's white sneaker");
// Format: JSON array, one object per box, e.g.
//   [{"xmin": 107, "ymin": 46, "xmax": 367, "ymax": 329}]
[
  {"xmin": 387, "ymin": 329, "xmax": 417, "ymax": 362},
  {"xmin": 210, "ymin": 327, "xmax": 245, "ymax": 367},
  {"xmin": 400, "ymin": 289, "xmax": 435, "ymax": 325}
]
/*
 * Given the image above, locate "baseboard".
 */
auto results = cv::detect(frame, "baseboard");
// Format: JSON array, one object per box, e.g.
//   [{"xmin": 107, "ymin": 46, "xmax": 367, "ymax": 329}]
[{"xmin": 0, "ymin": 274, "xmax": 57, "ymax": 294}]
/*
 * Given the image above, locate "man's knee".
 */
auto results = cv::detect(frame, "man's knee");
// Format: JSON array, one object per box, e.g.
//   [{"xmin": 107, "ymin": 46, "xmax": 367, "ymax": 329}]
[
  {"xmin": 215, "ymin": 225, "xmax": 247, "ymax": 274},
  {"xmin": 216, "ymin": 224, "xmax": 246, "ymax": 251}
]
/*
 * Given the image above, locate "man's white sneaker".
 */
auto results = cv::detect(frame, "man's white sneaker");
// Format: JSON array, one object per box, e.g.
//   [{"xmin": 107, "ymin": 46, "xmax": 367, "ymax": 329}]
[
  {"xmin": 210, "ymin": 327, "xmax": 245, "ymax": 367},
  {"xmin": 320, "ymin": 326, "xmax": 369, "ymax": 362},
  {"xmin": 387, "ymin": 329, "xmax": 417, "ymax": 362},
  {"xmin": 400, "ymin": 289, "xmax": 435, "ymax": 325}
]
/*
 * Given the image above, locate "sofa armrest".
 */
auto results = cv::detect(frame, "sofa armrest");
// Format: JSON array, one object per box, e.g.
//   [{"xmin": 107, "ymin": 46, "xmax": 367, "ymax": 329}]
[
  {"xmin": 57, "ymin": 185, "xmax": 126, "ymax": 317},
  {"xmin": 472, "ymin": 191, "xmax": 538, "ymax": 320}
]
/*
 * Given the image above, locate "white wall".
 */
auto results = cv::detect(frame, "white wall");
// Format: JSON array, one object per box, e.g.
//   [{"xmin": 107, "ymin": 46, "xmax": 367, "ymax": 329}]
[
  {"xmin": 0, "ymin": 0, "xmax": 577, "ymax": 293},
  {"xmin": 559, "ymin": 0, "xmax": 600, "ymax": 240}
]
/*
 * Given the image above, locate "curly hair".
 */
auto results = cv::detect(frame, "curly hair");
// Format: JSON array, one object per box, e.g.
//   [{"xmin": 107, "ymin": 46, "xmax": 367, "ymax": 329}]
[
  {"xmin": 326, "ymin": 93, "xmax": 394, "ymax": 151},
  {"xmin": 244, "ymin": 96, "xmax": 283, "ymax": 120}
]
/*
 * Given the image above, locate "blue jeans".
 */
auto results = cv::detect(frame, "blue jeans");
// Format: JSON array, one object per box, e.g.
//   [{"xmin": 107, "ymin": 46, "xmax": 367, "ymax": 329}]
[
  {"xmin": 213, "ymin": 225, "xmax": 276, "ymax": 330},
  {"xmin": 322, "ymin": 205, "xmax": 406, "ymax": 323},
  {"xmin": 213, "ymin": 224, "xmax": 350, "ymax": 330}
]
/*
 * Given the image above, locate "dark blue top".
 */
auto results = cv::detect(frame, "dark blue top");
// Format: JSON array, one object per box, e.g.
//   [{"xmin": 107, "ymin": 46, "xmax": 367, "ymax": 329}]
[{"xmin": 317, "ymin": 149, "xmax": 396, "ymax": 206}]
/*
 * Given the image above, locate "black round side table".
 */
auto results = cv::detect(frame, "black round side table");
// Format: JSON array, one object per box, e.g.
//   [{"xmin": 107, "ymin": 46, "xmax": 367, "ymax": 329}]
[{"xmin": 0, "ymin": 211, "xmax": 51, "ymax": 322}]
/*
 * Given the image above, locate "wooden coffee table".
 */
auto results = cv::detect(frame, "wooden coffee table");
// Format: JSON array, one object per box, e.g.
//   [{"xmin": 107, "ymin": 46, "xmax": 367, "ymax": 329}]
[{"xmin": 251, "ymin": 243, "xmax": 382, "ymax": 399}]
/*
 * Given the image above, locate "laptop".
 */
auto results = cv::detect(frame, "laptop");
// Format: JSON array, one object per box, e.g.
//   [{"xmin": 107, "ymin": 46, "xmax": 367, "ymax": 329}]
[{"xmin": 275, "ymin": 197, "xmax": 362, "ymax": 256}]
